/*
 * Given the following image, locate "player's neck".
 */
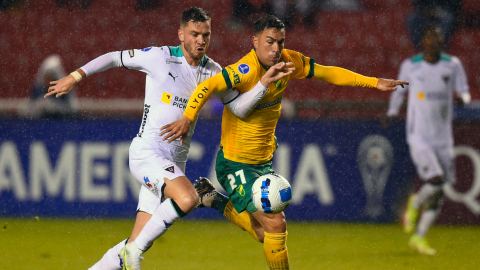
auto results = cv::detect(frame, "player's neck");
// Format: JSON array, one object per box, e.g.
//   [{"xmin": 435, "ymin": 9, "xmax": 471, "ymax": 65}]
[{"xmin": 423, "ymin": 52, "xmax": 440, "ymax": 64}]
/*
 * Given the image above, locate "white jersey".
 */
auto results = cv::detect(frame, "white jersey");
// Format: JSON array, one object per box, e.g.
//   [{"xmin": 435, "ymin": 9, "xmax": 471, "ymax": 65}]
[
  {"xmin": 387, "ymin": 53, "xmax": 469, "ymax": 146},
  {"xmin": 120, "ymin": 46, "xmax": 231, "ymax": 163}
]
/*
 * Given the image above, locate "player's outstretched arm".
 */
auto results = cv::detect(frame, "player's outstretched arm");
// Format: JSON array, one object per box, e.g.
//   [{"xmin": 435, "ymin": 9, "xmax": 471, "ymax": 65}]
[
  {"xmin": 312, "ymin": 64, "xmax": 408, "ymax": 91},
  {"xmin": 45, "ymin": 69, "xmax": 85, "ymax": 98}
]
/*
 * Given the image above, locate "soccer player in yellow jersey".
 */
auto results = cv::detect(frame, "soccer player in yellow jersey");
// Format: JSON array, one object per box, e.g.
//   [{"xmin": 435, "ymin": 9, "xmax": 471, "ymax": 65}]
[{"xmin": 161, "ymin": 15, "xmax": 408, "ymax": 270}]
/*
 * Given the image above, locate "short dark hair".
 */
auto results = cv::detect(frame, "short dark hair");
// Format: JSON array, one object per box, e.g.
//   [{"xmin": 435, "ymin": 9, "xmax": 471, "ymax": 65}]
[
  {"xmin": 180, "ymin": 7, "xmax": 211, "ymax": 27},
  {"xmin": 253, "ymin": 15, "xmax": 285, "ymax": 35}
]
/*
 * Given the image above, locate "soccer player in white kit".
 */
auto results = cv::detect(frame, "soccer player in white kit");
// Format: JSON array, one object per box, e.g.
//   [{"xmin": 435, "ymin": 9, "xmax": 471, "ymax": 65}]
[
  {"xmin": 386, "ymin": 25, "xmax": 470, "ymax": 255},
  {"xmin": 45, "ymin": 7, "xmax": 295, "ymax": 270}
]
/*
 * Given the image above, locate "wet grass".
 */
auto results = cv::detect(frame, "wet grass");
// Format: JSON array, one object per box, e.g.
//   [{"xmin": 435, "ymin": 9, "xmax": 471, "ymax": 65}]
[{"xmin": 1, "ymin": 218, "xmax": 479, "ymax": 269}]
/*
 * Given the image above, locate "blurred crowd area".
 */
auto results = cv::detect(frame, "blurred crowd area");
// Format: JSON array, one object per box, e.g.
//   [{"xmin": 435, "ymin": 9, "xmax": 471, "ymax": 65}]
[{"xmin": 1, "ymin": 0, "xmax": 480, "ymax": 119}]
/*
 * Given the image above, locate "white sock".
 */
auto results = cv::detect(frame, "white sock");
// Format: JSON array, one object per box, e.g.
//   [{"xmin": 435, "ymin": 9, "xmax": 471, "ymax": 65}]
[
  {"xmin": 413, "ymin": 183, "xmax": 441, "ymax": 209},
  {"xmin": 133, "ymin": 198, "xmax": 182, "ymax": 250},
  {"xmin": 417, "ymin": 209, "xmax": 439, "ymax": 237},
  {"xmin": 89, "ymin": 239, "xmax": 127, "ymax": 270}
]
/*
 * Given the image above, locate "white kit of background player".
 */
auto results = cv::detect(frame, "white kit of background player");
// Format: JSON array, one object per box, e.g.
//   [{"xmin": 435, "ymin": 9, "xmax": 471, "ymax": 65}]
[{"xmin": 387, "ymin": 43, "xmax": 470, "ymax": 254}]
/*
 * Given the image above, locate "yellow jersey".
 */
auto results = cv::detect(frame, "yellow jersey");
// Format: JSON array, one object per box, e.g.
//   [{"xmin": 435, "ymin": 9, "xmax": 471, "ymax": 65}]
[{"xmin": 183, "ymin": 49, "xmax": 378, "ymax": 164}]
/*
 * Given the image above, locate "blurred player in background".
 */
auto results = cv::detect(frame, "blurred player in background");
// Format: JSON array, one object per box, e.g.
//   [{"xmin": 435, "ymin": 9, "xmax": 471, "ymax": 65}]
[
  {"xmin": 385, "ymin": 25, "xmax": 470, "ymax": 255},
  {"xmin": 45, "ymin": 7, "xmax": 293, "ymax": 270},
  {"xmin": 159, "ymin": 15, "xmax": 407, "ymax": 269}
]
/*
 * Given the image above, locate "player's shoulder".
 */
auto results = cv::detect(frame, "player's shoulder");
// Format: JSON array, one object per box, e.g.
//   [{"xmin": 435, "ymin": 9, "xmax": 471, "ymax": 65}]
[
  {"xmin": 227, "ymin": 49, "xmax": 260, "ymax": 75},
  {"xmin": 129, "ymin": 46, "xmax": 170, "ymax": 58},
  {"xmin": 203, "ymin": 56, "xmax": 222, "ymax": 73},
  {"xmin": 440, "ymin": 52, "xmax": 463, "ymax": 67}
]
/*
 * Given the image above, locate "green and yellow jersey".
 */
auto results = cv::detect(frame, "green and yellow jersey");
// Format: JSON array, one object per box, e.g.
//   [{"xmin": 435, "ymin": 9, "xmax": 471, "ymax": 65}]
[{"xmin": 183, "ymin": 49, "xmax": 379, "ymax": 164}]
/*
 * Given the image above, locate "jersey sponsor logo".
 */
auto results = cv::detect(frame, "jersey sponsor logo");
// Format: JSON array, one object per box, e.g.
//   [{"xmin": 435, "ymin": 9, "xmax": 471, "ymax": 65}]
[
  {"xmin": 168, "ymin": 72, "xmax": 178, "ymax": 82},
  {"xmin": 227, "ymin": 66, "xmax": 241, "ymax": 85},
  {"xmin": 238, "ymin": 64, "xmax": 250, "ymax": 75},
  {"xmin": 164, "ymin": 165, "xmax": 175, "ymax": 173},
  {"xmin": 255, "ymin": 97, "xmax": 283, "ymax": 110},
  {"xmin": 162, "ymin": 92, "xmax": 172, "ymax": 104},
  {"xmin": 189, "ymin": 87, "xmax": 209, "ymax": 110},
  {"xmin": 173, "ymin": 96, "xmax": 188, "ymax": 109},
  {"xmin": 137, "ymin": 104, "xmax": 151, "ymax": 137},
  {"xmin": 141, "ymin": 47, "xmax": 152, "ymax": 52},
  {"xmin": 128, "ymin": 49, "xmax": 135, "ymax": 58},
  {"xmin": 166, "ymin": 59, "xmax": 182, "ymax": 65}
]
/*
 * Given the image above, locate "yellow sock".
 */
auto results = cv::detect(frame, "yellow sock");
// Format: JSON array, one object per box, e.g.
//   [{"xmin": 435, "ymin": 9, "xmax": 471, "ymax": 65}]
[
  {"xmin": 223, "ymin": 201, "xmax": 260, "ymax": 242},
  {"xmin": 264, "ymin": 231, "xmax": 289, "ymax": 270}
]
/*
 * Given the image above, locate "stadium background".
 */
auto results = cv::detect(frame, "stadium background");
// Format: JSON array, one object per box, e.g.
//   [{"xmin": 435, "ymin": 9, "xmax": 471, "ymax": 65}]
[{"xmin": 1, "ymin": 0, "xmax": 480, "ymax": 269}]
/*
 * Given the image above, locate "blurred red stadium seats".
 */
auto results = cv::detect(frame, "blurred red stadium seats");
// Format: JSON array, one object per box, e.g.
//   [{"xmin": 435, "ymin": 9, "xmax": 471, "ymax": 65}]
[{"xmin": 0, "ymin": 0, "xmax": 478, "ymax": 105}]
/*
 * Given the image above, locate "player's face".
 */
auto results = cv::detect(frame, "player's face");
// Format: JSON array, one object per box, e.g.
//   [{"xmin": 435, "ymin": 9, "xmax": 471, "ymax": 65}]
[
  {"xmin": 253, "ymin": 28, "xmax": 286, "ymax": 67},
  {"xmin": 422, "ymin": 28, "xmax": 443, "ymax": 55},
  {"xmin": 179, "ymin": 20, "xmax": 211, "ymax": 65}
]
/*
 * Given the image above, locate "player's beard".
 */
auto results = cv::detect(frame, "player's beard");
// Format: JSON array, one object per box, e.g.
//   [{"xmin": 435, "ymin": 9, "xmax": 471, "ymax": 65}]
[{"xmin": 184, "ymin": 43, "xmax": 205, "ymax": 61}]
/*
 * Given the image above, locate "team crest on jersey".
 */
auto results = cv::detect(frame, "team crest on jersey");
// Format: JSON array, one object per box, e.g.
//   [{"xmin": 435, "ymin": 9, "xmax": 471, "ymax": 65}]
[
  {"xmin": 144, "ymin": 176, "xmax": 153, "ymax": 188},
  {"xmin": 238, "ymin": 64, "xmax": 250, "ymax": 75},
  {"xmin": 164, "ymin": 165, "xmax": 175, "ymax": 173},
  {"xmin": 128, "ymin": 49, "xmax": 135, "ymax": 58},
  {"xmin": 141, "ymin": 47, "xmax": 152, "ymax": 52}
]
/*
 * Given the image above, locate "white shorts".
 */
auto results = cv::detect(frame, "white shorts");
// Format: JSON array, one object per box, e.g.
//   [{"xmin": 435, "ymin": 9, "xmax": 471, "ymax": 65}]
[
  {"xmin": 409, "ymin": 142, "xmax": 455, "ymax": 184},
  {"xmin": 129, "ymin": 138, "xmax": 186, "ymax": 214}
]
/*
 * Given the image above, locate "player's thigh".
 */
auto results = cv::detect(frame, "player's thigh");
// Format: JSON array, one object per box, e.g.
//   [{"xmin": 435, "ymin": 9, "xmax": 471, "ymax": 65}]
[
  {"xmin": 129, "ymin": 146, "xmax": 185, "ymax": 200},
  {"xmin": 409, "ymin": 142, "xmax": 444, "ymax": 181},
  {"xmin": 215, "ymin": 148, "xmax": 274, "ymax": 214},
  {"xmin": 435, "ymin": 144, "xmax": 456, "ymax": 184}
]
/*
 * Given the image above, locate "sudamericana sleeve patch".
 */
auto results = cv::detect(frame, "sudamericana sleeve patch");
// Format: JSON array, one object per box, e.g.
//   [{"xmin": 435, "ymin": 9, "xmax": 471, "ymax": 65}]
[
  {"xmin": 128, "ymin": 49, "xmax": 135, "ymax": 58},
  {"xmin": 237, "ymin": 63, "xmax": 250, "ymax": 75}
]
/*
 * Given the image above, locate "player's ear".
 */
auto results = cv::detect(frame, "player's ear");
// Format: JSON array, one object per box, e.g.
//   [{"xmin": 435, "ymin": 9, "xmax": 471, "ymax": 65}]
[
  {"xmin": 178, "ymin": 28, "xmax": 184, "ymax": 42},
  {"xmin": 252, "ymin": 35, "xmax": 259, "ymax": 48}
]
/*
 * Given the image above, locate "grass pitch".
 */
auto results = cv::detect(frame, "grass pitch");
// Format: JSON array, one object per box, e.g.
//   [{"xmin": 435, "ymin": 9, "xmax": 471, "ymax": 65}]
[{"xmin": 1, "ymin": 218, "xmax": 479, "ymax": 270}]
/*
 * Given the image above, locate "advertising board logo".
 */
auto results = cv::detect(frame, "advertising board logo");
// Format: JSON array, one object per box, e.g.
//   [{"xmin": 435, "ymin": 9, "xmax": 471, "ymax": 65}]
[{"xmin": 357, "ymin": 135, "xmax": 394, "ymax": 218}]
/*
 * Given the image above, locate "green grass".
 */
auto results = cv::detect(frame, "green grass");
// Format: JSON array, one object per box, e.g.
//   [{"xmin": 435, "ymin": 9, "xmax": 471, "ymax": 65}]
[{"xmin": 1, "ymin": 218, "xmax": 479, "ymax": 270}]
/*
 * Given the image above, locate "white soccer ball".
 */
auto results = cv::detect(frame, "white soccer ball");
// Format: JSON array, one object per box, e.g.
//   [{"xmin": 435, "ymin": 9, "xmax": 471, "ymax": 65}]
[{"xmin": 251, "ymin": 173, "xmax": 292, "ymax": 214}]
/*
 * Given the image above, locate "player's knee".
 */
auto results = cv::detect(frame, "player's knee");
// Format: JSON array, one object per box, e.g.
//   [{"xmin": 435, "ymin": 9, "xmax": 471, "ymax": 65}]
[
  {"xmin": 264, "ymin": 213, "xmax": 287, "ymax": 233},
  {"xmin": 175, "ymin": 192, "xmax": 200, "ymax": 214}
]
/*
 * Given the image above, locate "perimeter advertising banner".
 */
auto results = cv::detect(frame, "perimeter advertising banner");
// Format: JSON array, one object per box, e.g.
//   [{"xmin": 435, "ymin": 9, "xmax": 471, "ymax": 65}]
[{"xmin": 0, "ymin": 119, "xmax": 478, "ymax": 224}]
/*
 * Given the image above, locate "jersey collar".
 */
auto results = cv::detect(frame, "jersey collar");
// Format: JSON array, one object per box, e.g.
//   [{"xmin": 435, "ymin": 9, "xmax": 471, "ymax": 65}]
[
  {"xmin": 169, "ymin": 45, "xmax": 209, "ymax": 67},
  {"xmin": 253, "ymin": 48, "xmax": 270, "ymax": 71}
]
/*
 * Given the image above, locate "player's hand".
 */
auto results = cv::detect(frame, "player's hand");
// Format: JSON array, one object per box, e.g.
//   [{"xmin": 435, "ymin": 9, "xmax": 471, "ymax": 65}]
[
  {"xmin": 376, "ymin": 79, "xmax": 409, "ymax": 92},
  {"xmin": 44, "ymin": 74, "xmax": 77, "ymax": 98},
  {"xmin": 260, "ymin": 62, "xmax": 295, "ymax": 87},
  {"xmin": 380, "ymin": 115, "xmax": 397, "ymax": 129},
  {"xmin": 160, "ymin": 115, "xmax": 192, "ymax": 145}
]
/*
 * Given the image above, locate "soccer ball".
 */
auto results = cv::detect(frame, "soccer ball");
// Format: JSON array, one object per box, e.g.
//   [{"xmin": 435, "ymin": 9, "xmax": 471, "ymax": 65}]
[{"xmin": 251, "ymin": 173, "xmax": 292, "ymax": 214}]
